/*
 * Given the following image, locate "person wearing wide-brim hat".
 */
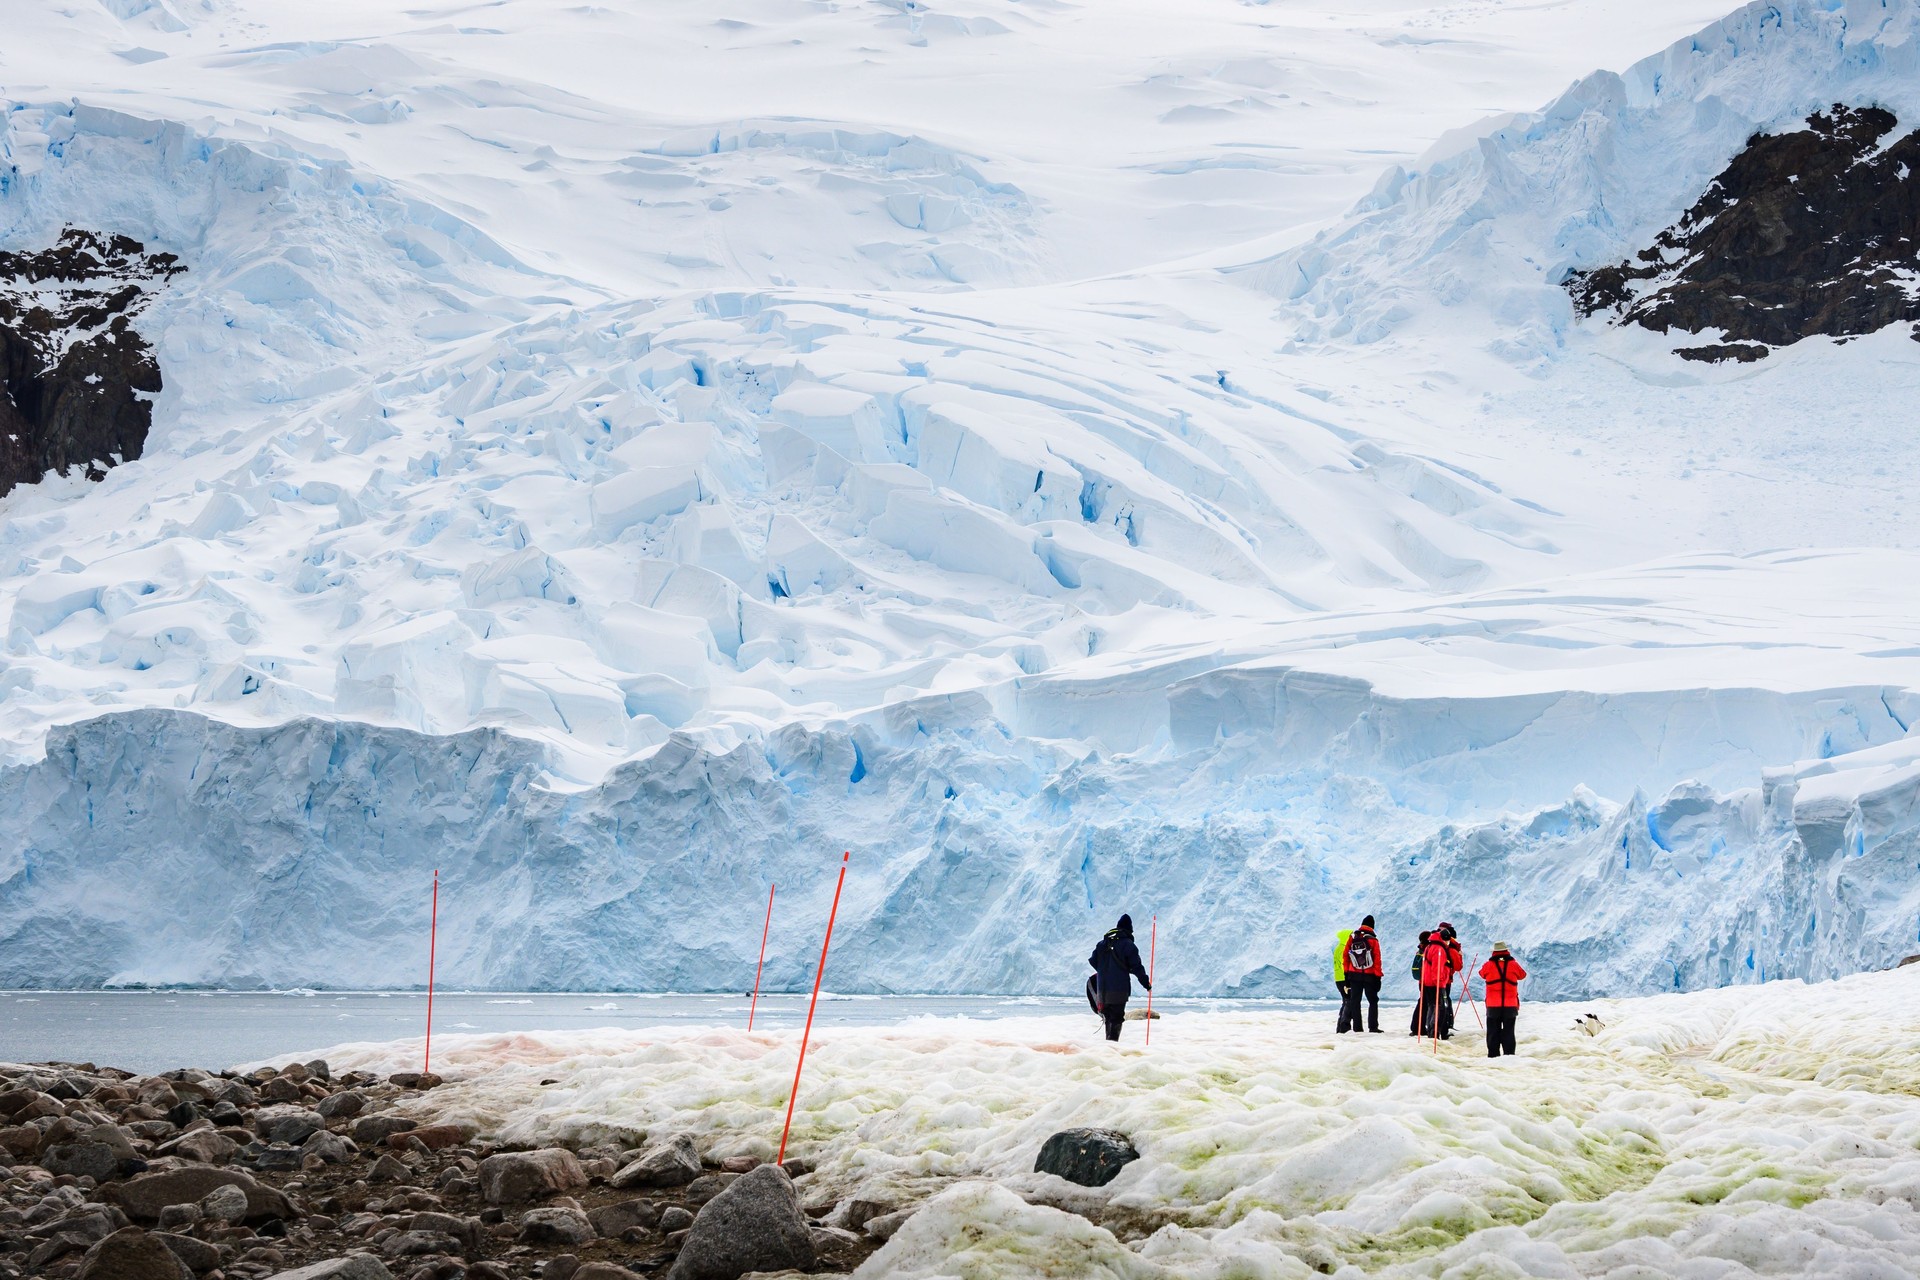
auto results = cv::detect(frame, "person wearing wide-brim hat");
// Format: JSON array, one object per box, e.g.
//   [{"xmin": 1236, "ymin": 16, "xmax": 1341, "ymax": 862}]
[{"xmin": 1478, "ymin": 941, "xmax": 1528, "ymax": 1057}]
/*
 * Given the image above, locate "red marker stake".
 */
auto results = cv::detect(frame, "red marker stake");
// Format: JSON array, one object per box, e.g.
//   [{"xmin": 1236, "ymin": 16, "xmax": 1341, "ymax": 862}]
[
  {"xmin": 1460, "ymin": 954, "xmax": 1484, "ymax": 1030},
  {"xmin": 748, "ymin": 884, "xmax": 776, "ymax": 1032},
  {"xmin": 424, "ymin": 869, "xmax": 439, "ymax": 1076},
  {"xmin": 1145, "ymin": 915, "xmax": 1157, "ymax": 1046},
  {"xmin": 778, "ymin": 852, "xmax": 849, "ymax": 1165}
]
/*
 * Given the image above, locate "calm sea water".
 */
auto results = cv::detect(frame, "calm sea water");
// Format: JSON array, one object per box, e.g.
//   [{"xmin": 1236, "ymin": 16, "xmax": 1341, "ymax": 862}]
[{"xmin": 0, "ymin": 991, "xmax": 1335, "ymax": 1074}]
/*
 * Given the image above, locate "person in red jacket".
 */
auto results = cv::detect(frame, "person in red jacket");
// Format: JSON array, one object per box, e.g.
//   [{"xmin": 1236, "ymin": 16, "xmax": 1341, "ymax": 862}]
[
  {"xmin": 1418, "ymin": 923, "xmax": 1462, "ymax": 1040},
  {"xmin": 1337, "ymin": 916, "xmax": 1383, "ymax": 1033},
  {"xmin": 1478, "ymin": 942, "xmax": 1528, "ymax": 1057}
]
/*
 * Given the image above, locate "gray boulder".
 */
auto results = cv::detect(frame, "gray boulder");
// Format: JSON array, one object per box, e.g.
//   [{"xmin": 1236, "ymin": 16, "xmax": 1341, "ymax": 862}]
[
  {"xmin": 585, "ymin": 1199, "xmax": 659, "ymax": 1238},
  {"xmin": 153, "ymin": 1231, "xmax": 222, "ymax": 1274},
  {"xmin": 77, "ymin": 1226, "xmax": 191, "ymax": 1280},
  {"xmin": 380, "ymin": 1231, "xmax": 463, "ymax": 1259},
  {"xmin": 572, "ymin": 1267, "xmax": 641, "ymax": 1280},
  {"xmin": 300, "ymin": 1131, "xmax": 357, "ymax": 1165},
  {"xmin": 608, "ymin": 1134, "xmax": 701, "ymax": 1189},
  {"xmin": 1033, "ymin": 1127, "xmax": 1138, "ymax": 1188},
  {"xmin": 254, "ymin": 1106, "xmax": 325, "ymax": 1146},
  {"xmin": 863, "ymin": 1207, "xmax": 917, "ymax": 1242},
  {"xmin": 266, "ymin": 1257, "xmax": 395, "ymax": 1280},
  {"xmin": 199, "ymin": 1185, "xmax": 249, "ymax": 1226},
  {"xmin": 110, "ymin": 1167, "xmax": 295, "ymax": 1225},
  {"xmin": 407, "ymin": 1212, "xmax": 483, "ymax": 1255},
  {"xmin": 664, "ymin": 1164, "xmax": 814, "ymax": 1280},
  {"xmin": 658, "ymin": 1206, "xmax": 693, "ymax": 1233},
  {"xmin": 82, "ymin": 1125, "xmax": 141, "ymax": 1159},
  {"xmin": 43, "ymin": 1142, "xmax": 124, "ymax": 1182},
  {"xmin": 315, "ymin": 1092, "xmax": 365, "ymax": 1120},
  {"xmin": 202, "ymin": 1079, "xmax": 256, "ymax": 1110},
  {"xmin": 478, "ymin": 1148, "xmax": 587, "ymax": 1204},
  {"xmin": 517, "ymin": 1206, "xmax": 595, "ymax": 1245},
  {"xmin": 166, "ymin": 1131, "xmax": 238, "ymax": 1165},
  {"xmin": 350, "ymin": 1116, "xmax": 417, "ymax": 1146}
]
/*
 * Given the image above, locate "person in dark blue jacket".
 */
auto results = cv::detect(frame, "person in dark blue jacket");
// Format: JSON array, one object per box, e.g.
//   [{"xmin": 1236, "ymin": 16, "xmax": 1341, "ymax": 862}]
[{"xmin": 1088, "ymin": 914, "xmax": 1152, "ymax": 1041}]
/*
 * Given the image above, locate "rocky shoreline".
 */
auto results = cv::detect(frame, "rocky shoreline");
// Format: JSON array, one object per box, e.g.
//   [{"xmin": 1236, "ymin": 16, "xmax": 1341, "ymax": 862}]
[{"xmin": 0, "ymin": 1059, "xmax": 895, "ymax": 1280}]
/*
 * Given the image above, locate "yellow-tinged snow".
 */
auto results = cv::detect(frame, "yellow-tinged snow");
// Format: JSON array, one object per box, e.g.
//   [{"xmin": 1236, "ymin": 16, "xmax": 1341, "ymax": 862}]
[{"xmin": 302, "ymin": 965, "xmax": 1920, "ymax": 1278}]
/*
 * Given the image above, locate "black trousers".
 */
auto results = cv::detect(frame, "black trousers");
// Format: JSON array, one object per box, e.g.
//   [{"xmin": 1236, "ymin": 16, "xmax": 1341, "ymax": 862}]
[
  {"xmin": 1340, "ymin": 975, "xmax": 1380, "ymax": 1032},
  {"xmin": 1487, "ymin": 1007, "xmax": 1518, "ymax": 1057},
  {"xmin": 1416, "ymin": 984, "xmax": 1450, "ymax": 1038},
  {"xmin": 1102, "ymin": 999, "xmax": 1127, "ymax": 1041},
  {"xmin": 1334, "ymin": 980, "xmax": 1348, "ymax": 1030}
]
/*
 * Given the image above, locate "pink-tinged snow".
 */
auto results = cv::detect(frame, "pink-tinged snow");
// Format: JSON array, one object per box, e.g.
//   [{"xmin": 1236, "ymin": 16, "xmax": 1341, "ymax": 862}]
[{"xmin": 291, "ymin": 965, "xmax": 1920, "ymax": 1278}]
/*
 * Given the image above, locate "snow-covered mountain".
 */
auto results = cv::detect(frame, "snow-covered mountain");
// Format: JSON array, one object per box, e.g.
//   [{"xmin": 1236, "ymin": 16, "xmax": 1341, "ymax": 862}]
[{"xmin": 2, "ymin": 0, "xmax": 1918, "ymax": 993}]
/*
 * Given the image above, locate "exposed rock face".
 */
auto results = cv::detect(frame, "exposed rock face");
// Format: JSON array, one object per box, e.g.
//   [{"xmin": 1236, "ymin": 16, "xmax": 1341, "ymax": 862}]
[
  {"xmin": 0, "ymin": 228, "xmax": 182, "ymax": 496},
  {"xmin": 1565, "ymin": 105, "xmax": 1920, "ymax": 361},
  {"xmin": 1033, "ymin": 1127, "xmax": 1138, "ymax": 1187}
]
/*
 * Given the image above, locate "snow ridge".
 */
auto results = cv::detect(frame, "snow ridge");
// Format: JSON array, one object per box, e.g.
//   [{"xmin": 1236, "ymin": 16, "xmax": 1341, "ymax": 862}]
[{"xmin": 1242, "ymin": 0, "xmax": 1920, "ymax": 358}]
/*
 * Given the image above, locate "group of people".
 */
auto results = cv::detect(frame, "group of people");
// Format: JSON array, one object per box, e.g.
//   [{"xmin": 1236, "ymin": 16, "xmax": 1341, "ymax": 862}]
[
  {"xmin": 1085, "ymin": 912, "xmax": 1529, "ymax": 1058},
  {"xmin": 1336, "ymin": 918, "xmax": 1527, "ymax": 1057}
]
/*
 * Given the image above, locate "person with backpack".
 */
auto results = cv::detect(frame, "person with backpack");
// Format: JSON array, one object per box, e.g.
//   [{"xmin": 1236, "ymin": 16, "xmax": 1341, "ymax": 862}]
[
  {"xmin": 1408, "ymin": 929, "xmax": 1431, "ymax": 1035},
  {"xmin": 1337, "ymin": 916, "xmax": 1383, "ymax": 1033},
  {"xmin": 1435, "ymin": 923, "xmax": 1463, "ymax": 1039},
  {"xmin": 1332, "ymin": 926, "xmax": 1352, "ymax": 1029},
  {"xmin": 1087, "ymin": 914, "xmax": 1152, "ymax": 1042},
  {"xmin": 1478, "ymin": 942, "xmax": 1528, "ymax": 1057},
  {"xmin": 1418, "ymin": 923, "xmax": 1461, "ymax": 1040}
]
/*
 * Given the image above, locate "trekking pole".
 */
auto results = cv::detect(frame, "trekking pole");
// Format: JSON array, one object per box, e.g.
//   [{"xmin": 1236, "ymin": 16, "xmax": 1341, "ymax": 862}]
[
  {"xmin": 748, "ymin": 883, "xmax": 775, "ymax": 1032},
  {"xmin": 1459, "ymin": 954, "xmax": 1484, "ymax": 1030},
  {"xmin": 1431, "ymin": 973, "xmax": 1441, "ymax": 1057},
  {"xmin": 1145, "ymin": 915, "xmax": 1157, "ymax": 1047},
  {"xmin": 424, "ymin": 869, "xmax": 438, "ymax": 1076},
  {"xmin": 778, "ymin": 852, "xmax": 849, "ymax": 1165}
]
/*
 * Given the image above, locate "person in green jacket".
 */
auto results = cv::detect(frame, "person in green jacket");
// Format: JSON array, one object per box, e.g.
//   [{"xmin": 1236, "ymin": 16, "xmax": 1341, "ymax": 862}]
[{"xmin": 1332, "ymin": 927, "xmax": 1352, "ymax": 1031}]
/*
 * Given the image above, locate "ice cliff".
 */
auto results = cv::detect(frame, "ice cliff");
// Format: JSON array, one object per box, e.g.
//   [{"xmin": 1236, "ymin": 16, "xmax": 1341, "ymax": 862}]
[{"xmin": 3, "ymin": 0, "xmax": 1919, "ymax": 993}]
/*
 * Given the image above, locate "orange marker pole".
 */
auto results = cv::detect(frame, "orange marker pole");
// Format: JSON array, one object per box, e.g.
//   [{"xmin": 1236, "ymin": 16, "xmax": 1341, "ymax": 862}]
[
  {"xmin": 778, "ymin": 852, "xmax": 849, "ymax": 1165},
  {"xmin": 748, "ymin": 884, "xmax": 776, "ymax": 1032},
  {"xmin": 424, "ymin": 869, "xmax": 439, "ymax": 1076},
  {"xmin": 1460, "ymin": 954, "xmax": 1484, "ymax": 1030},
  {"xmin": 1145, "ymin": 915, "xmax": 1157, "ymax": 1046}
]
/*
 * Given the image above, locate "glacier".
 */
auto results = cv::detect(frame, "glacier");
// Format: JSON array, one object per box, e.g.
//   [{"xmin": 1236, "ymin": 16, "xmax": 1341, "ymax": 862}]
[{"xmin": 3, "ymin": 0, "xmax": 1920, "ymax": 994}]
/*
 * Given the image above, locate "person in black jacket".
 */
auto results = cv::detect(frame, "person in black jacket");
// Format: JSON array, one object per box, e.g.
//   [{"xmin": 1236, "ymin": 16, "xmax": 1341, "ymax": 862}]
[{"xmin": 1088, "ymin": 914, "xmax": 1152, "ymax": 1041}]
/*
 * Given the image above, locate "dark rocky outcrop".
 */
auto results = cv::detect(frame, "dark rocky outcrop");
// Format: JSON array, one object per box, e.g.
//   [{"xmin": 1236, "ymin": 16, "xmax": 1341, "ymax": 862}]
[
  {"xmin": 1033, "ymin": 1127, "xmax": 1139, "ymax": 1187},
  {"xmin": 0, "ymin": 1058, "xmax": 880, "ymax": 1279},
  {"xmin": 1565, "ymin": 105, "xmax": 1920, "ymax": 360},
  {"xmin": 0, "ymin": 228, "xmax": 182, "ymax": 496}
]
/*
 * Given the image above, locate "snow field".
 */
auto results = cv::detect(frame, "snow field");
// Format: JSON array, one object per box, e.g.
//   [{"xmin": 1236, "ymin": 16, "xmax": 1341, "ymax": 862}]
[{"xmin": 295, "ymin": 966, "xmax": 1920, "ymax": 1278}]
